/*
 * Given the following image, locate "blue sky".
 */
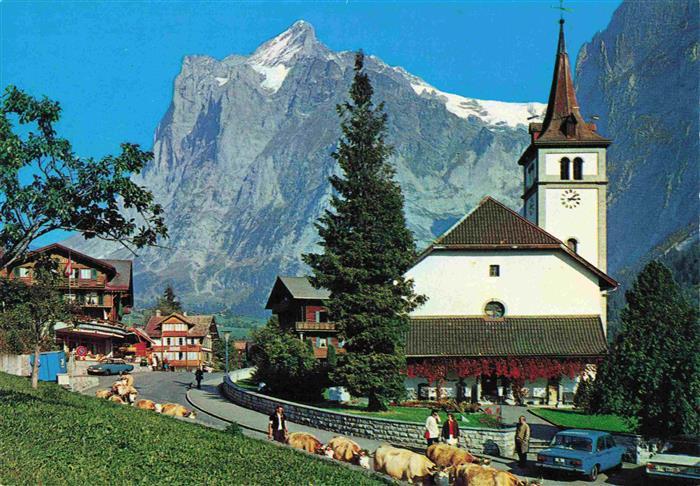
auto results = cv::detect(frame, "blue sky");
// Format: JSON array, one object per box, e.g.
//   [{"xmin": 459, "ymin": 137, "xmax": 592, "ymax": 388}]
[{"xmin": 0, "ymin": 0, "xmax": 621, "ymax": 246}]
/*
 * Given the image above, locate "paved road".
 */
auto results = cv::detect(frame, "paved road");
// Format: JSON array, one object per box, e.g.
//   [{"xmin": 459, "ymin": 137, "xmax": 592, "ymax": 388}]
[
  {"xmin": 82, "ymin": 370, "xmax": 229, "ymax": 429},
  {"xmin": 83, "ymin": 371, "xmax": 658, "ymax": 485}
]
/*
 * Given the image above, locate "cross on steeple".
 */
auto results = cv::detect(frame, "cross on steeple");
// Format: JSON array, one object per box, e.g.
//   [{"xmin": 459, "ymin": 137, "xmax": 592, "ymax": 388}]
[{"xmin": 552, "ymin": 0, "xmax": 574, "ymax": 22}]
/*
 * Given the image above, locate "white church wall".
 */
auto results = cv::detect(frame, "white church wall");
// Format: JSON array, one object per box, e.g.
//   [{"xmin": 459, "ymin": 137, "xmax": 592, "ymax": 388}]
[
  {"xmin": 407, "ymin": 250, "xmax": 602, "ymax": 317},
  {"xmin": 544, "ymin": 187, "xmax": 599, "ymax": 265},
  {"xmin": 544, "ymin": 152, "xmax": 598, "ymax": 176}
]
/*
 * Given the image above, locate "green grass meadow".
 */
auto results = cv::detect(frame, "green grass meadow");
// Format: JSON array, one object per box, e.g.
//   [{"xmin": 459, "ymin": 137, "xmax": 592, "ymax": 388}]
[
  {"xmin": 530, "ymin": 408, "xmax": 634, "ymax": 434},
  {"xmin": 0, "ymin": 372, "xmax": 384, "ymax": 485}
]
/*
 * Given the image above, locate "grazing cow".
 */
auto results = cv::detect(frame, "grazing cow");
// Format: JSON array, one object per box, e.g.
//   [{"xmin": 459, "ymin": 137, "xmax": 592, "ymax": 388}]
[
  {"xmin": 160, "ymin": 403, "xmax": 196, "ymax": 419},
  {"xmin": 114, "ymin": 384, "xmax": 138, "ymax": 404},
  {"xmin": 427, "ymin": 443, "xmax": 488, "ymax": 468},
  {"xmin": 326, "ymin": 436, "xmax": 370, "ymax": 468},
  {"xmin": 108, "ymin": 395, "xmax": 126, "ymax": 405},
  {"xmin": 373, "ymin": 445, "xmax": 440, "ymax": 484},
  {"xmin": 453, "ymin": 463, "xmax": 526, "ymax": 486},
  {"xmin": 286, "ymin": 432, "xmax": 324, "ymax": 454},
  {"xmin": 134, "ymin": 399, "xmax": 160, "ymax": 412},
  {"xmin": 95, "ymin": 389, "xmax": 112, "ymax": 399}
]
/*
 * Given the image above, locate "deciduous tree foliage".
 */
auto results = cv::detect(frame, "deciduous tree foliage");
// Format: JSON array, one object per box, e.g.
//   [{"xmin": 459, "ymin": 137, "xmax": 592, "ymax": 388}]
[
  {"xmin": 0, "ymin": 86, "xmax": 167, "ymax": 269},
  {"xmin": 250, "ymin": 318, "xmax": 327, "ymax": 402},
  {"xmin": 303, "ymin": 52, "xmax": 425, "ymax": 411},
  {"xmin": 589, "ymin": 261, "xmax": 700, "ymax": 438}
]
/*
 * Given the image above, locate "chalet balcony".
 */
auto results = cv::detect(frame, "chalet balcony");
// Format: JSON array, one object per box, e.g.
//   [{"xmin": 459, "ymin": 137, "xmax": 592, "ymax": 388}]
[
  {"xmin": 57, "ymin": 276, "xmax": 106, "ymax": 289},
  {"xmin": 294, "ymin": 321, "xmax": 337, "ymax": 332}
]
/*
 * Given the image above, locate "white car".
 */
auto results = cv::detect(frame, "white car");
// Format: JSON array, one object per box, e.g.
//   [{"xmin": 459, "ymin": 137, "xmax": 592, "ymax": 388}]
[{"xmin": 646, "ymin": 437, "xmax": 700, "ymax": 483}]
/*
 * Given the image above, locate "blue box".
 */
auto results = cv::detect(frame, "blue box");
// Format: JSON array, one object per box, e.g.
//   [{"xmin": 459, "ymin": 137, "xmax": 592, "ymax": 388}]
[{"xmin": 29, "ymin": 351, "xmax": 67, "ymax": 382}]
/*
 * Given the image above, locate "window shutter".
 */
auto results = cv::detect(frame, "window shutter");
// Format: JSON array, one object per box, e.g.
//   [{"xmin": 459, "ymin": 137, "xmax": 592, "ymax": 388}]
[
  {"xmin": 12, "ymin": 267, "xmax": 18, "ymax": 277},
  {"xmin": 98, "ymin": 293, "xmax": 104, "ymax": 306},
  {"xmin": 91, "ymin": 269, "xmax": 97, "ymax": 279}
]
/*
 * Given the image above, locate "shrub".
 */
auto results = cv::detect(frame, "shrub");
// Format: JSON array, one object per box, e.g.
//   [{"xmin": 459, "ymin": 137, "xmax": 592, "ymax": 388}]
[
  {"xmin": 573, "ymin": 376, "xmax": 593, "ymax": 411},
  {"xmin": 250, "ymin": 318, "xmax": 328, "ymax": 402},
  {"xmin": 224, "ymin": 422, "xmax": 242, "ymax": 436}
]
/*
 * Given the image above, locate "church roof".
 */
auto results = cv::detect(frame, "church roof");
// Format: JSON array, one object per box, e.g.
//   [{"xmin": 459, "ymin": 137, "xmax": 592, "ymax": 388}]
[
  {"xmin": 519, "ymin": 20, "xmax": 610, "ymax": 164},
  {"xmin": 420, "ymin": 197, "xmax": 617, "ymax": 290},
  {"xmin": 435, "ymin": 197, "xmax": 560, "ymax": 247},
  {"xmin": 406, "ymin": 315, "xmax": 607, "ymax": 358}
]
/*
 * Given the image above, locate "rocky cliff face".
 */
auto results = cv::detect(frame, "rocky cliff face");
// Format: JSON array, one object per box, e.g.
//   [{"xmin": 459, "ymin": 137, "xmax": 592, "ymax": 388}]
[
  {"xmin": 73, "ymin": 21, "xmax": 545, "ymax": 314},
  {"xmin": 575, "ymin": 0, "xmax": 699, "ymax": 275}
]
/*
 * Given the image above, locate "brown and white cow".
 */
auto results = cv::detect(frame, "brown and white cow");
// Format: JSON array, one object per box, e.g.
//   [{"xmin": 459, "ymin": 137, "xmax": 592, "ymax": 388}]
[
  {"xmin": 160, "ymin": 403, "xmax": 196, "ymax": 419},
  {"xmin": 108, "ymin": 395, "xmax": 126, "ymax": 405},
  {"xmin": 286, "ymin": 432, "xmax": 324, "ymax": 454},
  {"xmin": 454, "ymin": 463, "xmax": 526, "ymax": 486},
  {"xmin": 134, "ymin": 399, "xmax": 162, "ymax": 413},
  {"xmin": 374, "ymin": 445, "xmax": 440, "ymax": 484},
  {"xmin": 95, "ymin": 389, "xmax": 113, "ymax": 399},
  {"xmin": 326, "ymin": 436, "xmax": 370, "ymax": 469},
  {"xmin": 427, "ymin": 443, "xmax": 489, "ymax": 468}
]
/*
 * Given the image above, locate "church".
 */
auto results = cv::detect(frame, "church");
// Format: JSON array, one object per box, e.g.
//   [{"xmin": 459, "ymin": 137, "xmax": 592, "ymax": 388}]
[{"xmin": 266, "ymin": 19, "xmax": 617, "ymax": 406}]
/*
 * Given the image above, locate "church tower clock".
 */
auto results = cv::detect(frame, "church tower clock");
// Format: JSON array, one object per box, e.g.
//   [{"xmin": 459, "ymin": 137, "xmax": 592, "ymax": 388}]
[{"xmin": 518, "ymin": 19, "xmax": 611, "ymax": 272}]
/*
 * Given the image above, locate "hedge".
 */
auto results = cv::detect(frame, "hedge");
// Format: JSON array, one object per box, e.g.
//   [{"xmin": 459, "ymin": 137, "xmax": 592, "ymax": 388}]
[{"xmin": 0, "ymin": 372, "xmax": 384, "ymax": 485}]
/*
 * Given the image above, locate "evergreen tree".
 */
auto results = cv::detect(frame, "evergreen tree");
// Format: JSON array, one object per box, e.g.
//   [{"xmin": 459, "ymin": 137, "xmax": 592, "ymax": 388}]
[
  {"xmin": 589, "ymin": 261, "xmax": 700, "ymax": 438},
  {"xmin": 303, "ymin": 52, "xmax": 425, "ymax": 411},
  {"xmin": 155, "ymin": 284, "xmax": 182, "ymax": 315}
]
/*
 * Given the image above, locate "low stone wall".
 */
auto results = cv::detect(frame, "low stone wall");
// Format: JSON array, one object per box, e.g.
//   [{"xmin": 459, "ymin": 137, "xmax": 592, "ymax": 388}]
[
  {"xmin": 222, "ymin": 370, "xmax": 516, "ymax": 457},
  {"xmin": 0, "ymin": 354, "xmax": 31, "ymax": 377}
]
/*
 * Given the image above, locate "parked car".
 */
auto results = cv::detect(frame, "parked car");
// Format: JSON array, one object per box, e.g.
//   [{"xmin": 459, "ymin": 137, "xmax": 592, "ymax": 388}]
[
  {"xmin": 87, "ymin": 358, "xmax": 134, "ymax": 376},
  {"xmin": 535, "ymin": 429, "xmax": 625, "ymax": 481},
  {"xmin": 646, "ymin": 436, "xmax": 700, "ymax": 483}
]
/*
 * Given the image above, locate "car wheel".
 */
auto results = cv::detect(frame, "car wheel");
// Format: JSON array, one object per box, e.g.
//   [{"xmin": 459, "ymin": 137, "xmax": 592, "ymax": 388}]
[
  {"xmin": 611, "ymin": 461, "xmax": 623, "ymax": 472},
  {"xmin": 587, "ymin": 464, "xmax": 599, "ymax": 482},
  {"xmin": 104, "ymin": 370, "xmax": 111, "ymax": 376}
]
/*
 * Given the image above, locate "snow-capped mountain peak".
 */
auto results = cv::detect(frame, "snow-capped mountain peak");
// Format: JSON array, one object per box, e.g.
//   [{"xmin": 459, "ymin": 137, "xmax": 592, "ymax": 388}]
[{"xmin": 247, "ymin": 20, "xmax": 329, "ymax": 92}]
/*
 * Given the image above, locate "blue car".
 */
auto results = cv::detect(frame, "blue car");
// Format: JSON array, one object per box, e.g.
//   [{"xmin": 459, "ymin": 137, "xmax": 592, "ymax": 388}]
[
  {"xmin": 87, "ymin": 358, "xmax": 134, "ymax": 376},
  {"xmin": 535, "ymin": 429, "xmax": 625, "ymax": 481}
]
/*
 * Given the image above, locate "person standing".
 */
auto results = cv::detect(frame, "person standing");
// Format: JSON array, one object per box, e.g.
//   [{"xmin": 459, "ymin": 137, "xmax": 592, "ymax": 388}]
[
  {"xmin": 194, "ymin": 367, "xmax": 204, "ymax": 389},
  {"xmin": 441, "ymin": 412, "xmax": 460, "ymax": 446},
  {"xmin": 515, "ymin": 415, "xmax": 531, "ymax": 468},
  {"xmin": 425, "ymin": 409, "xmax": 441, "ymax": 447},
  {"xmin": 268, "ymin": 405, "xmax": 288, "ymax": 443}
]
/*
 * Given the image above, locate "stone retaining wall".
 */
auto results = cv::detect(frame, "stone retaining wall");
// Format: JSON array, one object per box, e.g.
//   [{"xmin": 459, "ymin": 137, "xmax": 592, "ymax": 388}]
[
  {"xmin": 222, "ymin": 370, "xmax": 516, "ymax": 457},
  {"xmin": 0, "ymin": 354, "xmax": 31, "ymax": 377}
]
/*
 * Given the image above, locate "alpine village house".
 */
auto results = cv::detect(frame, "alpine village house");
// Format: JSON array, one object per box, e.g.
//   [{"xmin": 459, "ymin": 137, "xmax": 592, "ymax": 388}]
[
  {"xmin": 2, "ymin": 243, "xmax": 140, "ymax": 357},
  {"xmin": 266, "ymin": 19, "xmax": 617, "ymax": 406}
]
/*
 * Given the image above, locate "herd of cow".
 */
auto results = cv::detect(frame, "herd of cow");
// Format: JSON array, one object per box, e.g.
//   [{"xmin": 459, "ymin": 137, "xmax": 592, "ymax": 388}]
[
  {"xmin": 284, "ymin": 432, "xmax": 536, "ymax": 485},
  {"xmin": 93, "ymin": 374, "xmax": 197, "ymax": 419}
]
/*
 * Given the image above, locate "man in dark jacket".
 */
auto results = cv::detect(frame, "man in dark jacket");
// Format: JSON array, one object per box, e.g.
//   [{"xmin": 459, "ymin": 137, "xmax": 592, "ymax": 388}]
[
  {"xmin": 441, "ymin": 412, "xmax": 460, "ymax": 446},
  {"xmin": 194, "ymin": 368, "xmax": 204, "ymax": 389},
  {"xmin": 268, "ymin": 405, "xmax": 288, "ymax": 443}
]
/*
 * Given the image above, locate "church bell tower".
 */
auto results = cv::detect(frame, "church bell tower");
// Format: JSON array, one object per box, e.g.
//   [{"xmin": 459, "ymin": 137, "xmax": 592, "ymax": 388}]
[{"xmin": 518, "ymin": 19, "xmax": 611, "ymax": 272}]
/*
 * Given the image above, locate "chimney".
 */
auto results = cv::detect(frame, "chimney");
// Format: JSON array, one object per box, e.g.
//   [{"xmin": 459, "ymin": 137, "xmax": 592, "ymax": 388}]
[
  {"xmin": 155, "ymin": 309, "xmax": 161, "ymax": 317},
  {"xmin": 183, "ymin": 311, "xmax": 188, "ymax": 316}
]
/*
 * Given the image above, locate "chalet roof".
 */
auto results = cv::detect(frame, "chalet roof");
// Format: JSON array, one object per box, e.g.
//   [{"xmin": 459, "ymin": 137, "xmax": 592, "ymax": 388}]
[
  {"xmin": 421, "ymin": 197, "xmax": 617, "ymax": 290},
  {"xmin": 406, "ymin": 315, "xmax": 607, "ymax": 358},
  {"xmin": 522, "ymin": 19, "xmax": 610, "ymax": 156},
  {"xmin": 102, "ymin": 259, "xmax": 132, "ymax": 290},
  {"xmin": 265, "ymin": 276, "xmax": 330, "ymax": 308},
  {"xmin": 144, "ymin": 313, "xmax": 216, "ymax": 338},
  {"xmin": 28, "ymin": 243, "xmax": 116, "ymax": 273}
]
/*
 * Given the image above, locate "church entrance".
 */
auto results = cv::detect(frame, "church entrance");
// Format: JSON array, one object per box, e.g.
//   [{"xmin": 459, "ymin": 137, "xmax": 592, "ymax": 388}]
[{"xmin": 481, "ymin": 375, "xmax": 499, "ymax": 402}]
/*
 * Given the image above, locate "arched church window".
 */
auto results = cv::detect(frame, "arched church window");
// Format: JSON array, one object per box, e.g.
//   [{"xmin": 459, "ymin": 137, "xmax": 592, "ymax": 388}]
[
  {"xmin": 560, "ymin": 157, "xmax": 570, "ymax": 180},
  {"xmin": 484, "ymin": 301, "xmax": 505, "ymax": 319},
  {"xmin": 567, "ymin": 238, "xmax": 578, "ymax": 253},
  {"xmin": 573, "ymin": 157, "xmax": 583, "ymax": 180}
]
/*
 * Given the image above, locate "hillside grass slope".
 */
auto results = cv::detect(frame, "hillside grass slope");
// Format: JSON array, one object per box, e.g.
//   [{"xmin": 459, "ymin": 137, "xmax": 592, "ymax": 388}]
[{"xmin": 0, "ymin": 372, "xmax": 383, "ymax": 485}]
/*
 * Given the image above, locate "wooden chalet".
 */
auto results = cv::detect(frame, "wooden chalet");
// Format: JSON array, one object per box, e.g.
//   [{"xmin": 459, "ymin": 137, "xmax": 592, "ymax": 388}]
[
  {"xmin": 144, "ymin": 311, "xmax": 217, "ymax": 370},
  {"xmin": 265, "ymin": 276, "xmax": 344, "ymax": 359}
]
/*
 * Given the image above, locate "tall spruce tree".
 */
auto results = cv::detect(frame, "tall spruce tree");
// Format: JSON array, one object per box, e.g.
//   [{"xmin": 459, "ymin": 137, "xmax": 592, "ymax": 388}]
[
  {"xmin": 303, "ymin": 52, "xmax": 425, "ymax": 411},
  {"xmin": 590, "ymin": 260, "xmax": 700, "ymax": 438}
]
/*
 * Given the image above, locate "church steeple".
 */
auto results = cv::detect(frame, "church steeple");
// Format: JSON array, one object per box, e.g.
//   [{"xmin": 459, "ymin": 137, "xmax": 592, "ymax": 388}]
[{"xmin": 525, "ymin": 19, "xmax": 610, "ymax": 148}]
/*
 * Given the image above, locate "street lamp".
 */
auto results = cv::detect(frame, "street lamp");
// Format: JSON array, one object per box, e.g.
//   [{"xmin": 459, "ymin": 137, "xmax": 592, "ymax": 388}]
[{"xmin": 223, "ymin": 331, "xmax": 231, "ymax": 375}]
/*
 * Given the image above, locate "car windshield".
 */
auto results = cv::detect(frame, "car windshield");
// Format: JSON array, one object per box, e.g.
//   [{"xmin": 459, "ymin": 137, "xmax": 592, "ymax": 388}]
[{"xmin": 551, "ymin": 435, "xmax": 593, "ymax": 452}]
